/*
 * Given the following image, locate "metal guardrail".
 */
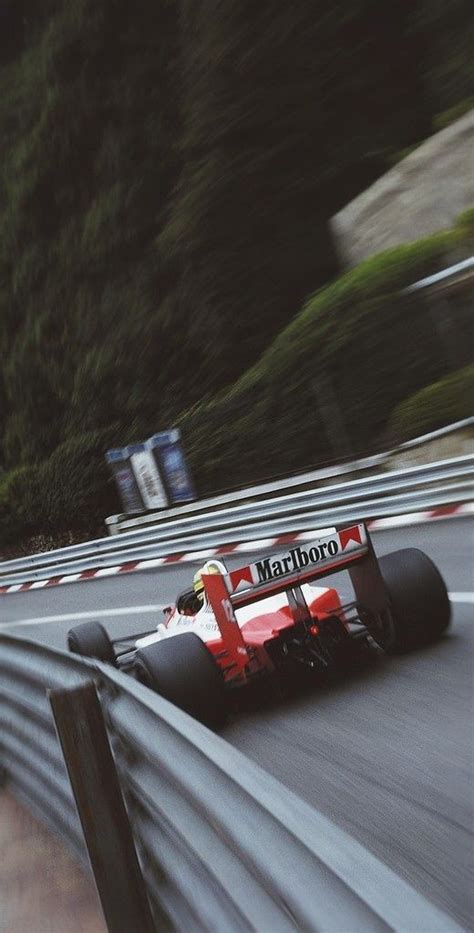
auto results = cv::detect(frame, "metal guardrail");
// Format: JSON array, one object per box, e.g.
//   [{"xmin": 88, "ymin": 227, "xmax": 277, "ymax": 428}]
[
  {"xmin": 403, "ymin": 256, "xmax": 474, "ymax": 293},
  {"xmin": 0, "ymin": 455, "xmax": 473, "ymax": 587},
  {"xmin": 108, "ymin": 416, "xmax": 474, "ymax": 535},
  {"xmin": 106, "ymin": 450, "xmax": 388, "ymax": 533},
  {"xmin": 0, "ymin": 633, "xmax": 462, "ymax": 931},
  {"xmin": 392, "ymin": 416, "xmax": 473, "ymax": 450}
]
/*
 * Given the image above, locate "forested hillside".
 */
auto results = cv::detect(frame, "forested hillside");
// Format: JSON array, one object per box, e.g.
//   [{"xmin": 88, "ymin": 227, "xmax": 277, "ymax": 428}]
[{"xmin": 0, "ymin": 0, "xmax": 473, "ymax": 544}]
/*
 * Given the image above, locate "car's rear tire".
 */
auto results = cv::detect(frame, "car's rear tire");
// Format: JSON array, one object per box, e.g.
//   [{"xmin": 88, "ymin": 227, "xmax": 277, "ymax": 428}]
[
  {"xmin": 376, "ymin": 548, "xmax": 451, "ymax": 653},
  {"xmin": 134, "ymin": 632, "xmax": 226, "ymax": 728},
  {"xmin": 67, "ymin": 621, "xmax": 115, "ymax": 663}
]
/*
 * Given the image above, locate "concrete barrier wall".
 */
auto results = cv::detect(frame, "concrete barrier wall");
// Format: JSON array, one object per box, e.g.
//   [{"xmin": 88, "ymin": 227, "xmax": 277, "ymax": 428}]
[{"xmin": 386, "ymin": 425, "xmax": 474, "ymax": 472}]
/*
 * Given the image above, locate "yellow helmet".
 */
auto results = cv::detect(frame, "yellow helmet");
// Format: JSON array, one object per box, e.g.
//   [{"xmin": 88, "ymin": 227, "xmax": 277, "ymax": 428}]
[{"xmin": 193, "ymin": 559, "xmax": 227, "ymax": 602}]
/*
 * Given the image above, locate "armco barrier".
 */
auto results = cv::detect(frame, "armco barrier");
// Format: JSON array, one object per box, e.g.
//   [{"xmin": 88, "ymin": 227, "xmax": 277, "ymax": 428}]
[
  {"xmin": 0, "ymin": 633, "xmax": 463, "ymax": 931},
  {"xmin": 0, "ymin": 454, "xmax": 473, "ymax": 589},
  {"xmin": 108, "ymin": 417, "xmax": 474, "ymax": 535}
]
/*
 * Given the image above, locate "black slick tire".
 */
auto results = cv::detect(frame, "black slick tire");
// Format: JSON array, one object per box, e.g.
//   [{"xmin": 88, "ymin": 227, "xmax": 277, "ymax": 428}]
[
  {"xmin": 377, "ymin": 547, "xmax": 451, "ymax": 653},
  {"xmin": 134, "ymin": 632, "xmax": 226, "ymax": 727},
  {"xmin": 67, "ymin": 621, "xmax": 115, "ymax": 663}
]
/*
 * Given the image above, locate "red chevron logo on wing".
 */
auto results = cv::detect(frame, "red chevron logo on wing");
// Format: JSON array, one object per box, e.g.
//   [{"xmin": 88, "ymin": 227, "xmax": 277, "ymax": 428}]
[
  {"xmin": 339, "ymin": 525, "xmax": 362, "ymax": 550},
  {"xmin": 228, "ymin": 565, "xmax": 254, "ymax": 592}
]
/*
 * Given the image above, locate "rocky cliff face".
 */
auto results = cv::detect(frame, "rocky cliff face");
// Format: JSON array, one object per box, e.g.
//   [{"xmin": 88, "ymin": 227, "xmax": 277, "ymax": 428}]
[{"xmin": 331, "ymin": 110, "xmax": 474, "ymax": 267}]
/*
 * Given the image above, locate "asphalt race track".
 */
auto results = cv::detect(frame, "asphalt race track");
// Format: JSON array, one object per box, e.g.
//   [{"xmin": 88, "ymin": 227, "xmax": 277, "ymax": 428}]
[{"xmin": 1, "ymin": 518, "xmax": 473, "ymax": 928}]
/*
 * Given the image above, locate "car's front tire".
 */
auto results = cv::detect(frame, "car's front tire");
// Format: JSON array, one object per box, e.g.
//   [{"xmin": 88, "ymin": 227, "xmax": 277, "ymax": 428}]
[
  {"xmin": 67, "ymin": 620, "xmax": 115, "ymax": 663},
  {"xmin": 375, "ymin": 547, "xmax": 451, "ymax": 653},
  {"xmin": 134, "ymin": 632, "xmax": 226, "ymax": 727}
]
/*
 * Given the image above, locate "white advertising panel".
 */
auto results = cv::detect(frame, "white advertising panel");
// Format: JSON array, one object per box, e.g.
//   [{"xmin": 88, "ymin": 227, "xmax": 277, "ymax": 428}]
[{"xmin": 131, "ymin": 450, "xmax": 168, "ymax": 510}]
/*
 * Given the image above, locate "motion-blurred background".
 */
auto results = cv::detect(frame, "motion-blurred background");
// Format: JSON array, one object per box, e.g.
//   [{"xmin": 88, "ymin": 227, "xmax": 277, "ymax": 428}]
[{"xmin": 0, "ymin": 0, "xmax": 472, "ymax": 550}]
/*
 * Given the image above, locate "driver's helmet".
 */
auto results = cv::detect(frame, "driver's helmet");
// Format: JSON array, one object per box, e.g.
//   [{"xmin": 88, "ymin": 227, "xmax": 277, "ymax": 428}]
[{"xmin": 193, "ymin": 559, "xmax": 227, "ymax": 604}]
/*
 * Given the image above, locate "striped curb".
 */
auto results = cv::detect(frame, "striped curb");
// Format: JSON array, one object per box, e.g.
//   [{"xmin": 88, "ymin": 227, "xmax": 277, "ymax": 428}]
[{"xmin": 1, "ymin": 502, "xmax": 472, "ymax": 596}]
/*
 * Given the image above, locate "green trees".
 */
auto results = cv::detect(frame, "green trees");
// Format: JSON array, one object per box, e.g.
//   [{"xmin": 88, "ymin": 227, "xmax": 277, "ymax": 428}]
[
  {"xmin": 0, "ymin": 0, "xmax": 472, "ymax": 546},
  {"xmin": 410, "ymin": 0, "xmax": 474, "ymax": 114},
  {"xmin": 0, "ymin": 0, "xmax": 180, "ymax": 465},
  {"xmin": 158, "ymin": 0, "xmax": 433, "ymax": 404},
  {"xmin": 176, "ymin": 217, "xmax": 474, "ymax": 493},
  {"xmin": 386, "ymin": 365, "xmax": 474, "ymax": 441}
]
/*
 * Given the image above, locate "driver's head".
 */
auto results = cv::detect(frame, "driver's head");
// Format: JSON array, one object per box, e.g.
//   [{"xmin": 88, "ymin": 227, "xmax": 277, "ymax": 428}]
[{"xmin": 193, "ymin": 559, "xmax": 227, "ymax": 604}]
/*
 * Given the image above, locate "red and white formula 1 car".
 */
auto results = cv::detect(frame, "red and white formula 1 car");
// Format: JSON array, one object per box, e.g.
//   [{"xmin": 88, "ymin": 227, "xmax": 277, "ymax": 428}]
[{"xmin": 67, "ymin": 523, "xmax": 450, "ymax": 727}]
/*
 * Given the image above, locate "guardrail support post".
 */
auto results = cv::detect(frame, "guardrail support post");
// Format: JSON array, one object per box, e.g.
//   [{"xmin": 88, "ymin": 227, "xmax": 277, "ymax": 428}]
[{"xmin": 49, "ymin": 681, "xmax": 155, "ymax": 933}]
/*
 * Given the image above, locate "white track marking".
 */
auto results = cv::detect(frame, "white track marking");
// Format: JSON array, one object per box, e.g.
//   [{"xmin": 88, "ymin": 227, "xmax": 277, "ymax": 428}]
[
  {"xmin": 449, "ymin": 592, "xmax": 474, "ymax": 603},
  {"xmin": 135, "ymin": 558, "xmax": 166, "ymax": 570},
  {"xmin": 456, "ymin": 502, "xmax": 474, "ymax": 516},
  {"xmin": 1, "ymin": 605, "xmax": 165, "ymax": 627},
  {"xmin": 369, "ymin": 512, "xmax": 430, "ymax": 529},
  {"xmin": 2, "ymin": 593, "xmax": 471, "ymax": 629},
  {"xmin": 233, "ymin": 539, "xmax": 275, "ymax": 552},
  {"xmin": 93, "ymin": 566, "xmax": 121, "ymax": 577},
  {"xmin": 182, "ymin": 548, "xmax": 219, "ymax": 561}
]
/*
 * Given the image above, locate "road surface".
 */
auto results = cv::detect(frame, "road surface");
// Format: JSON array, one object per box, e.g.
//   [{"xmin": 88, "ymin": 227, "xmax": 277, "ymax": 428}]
[{"xmin": 1, "ymin": 518, "xmax": 473, "ymax": 928}]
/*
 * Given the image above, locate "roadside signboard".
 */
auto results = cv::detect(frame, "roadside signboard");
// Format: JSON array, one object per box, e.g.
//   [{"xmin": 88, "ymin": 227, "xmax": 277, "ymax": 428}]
[
  {"xmin": 128, "ymin": 443, "xmax": 169, "ymax": 510},
  {"xmin": 106, "ymin": 448, "xmax": 144, "ymax": 514},
  {"xmin": 106, "ymin": 429, "xmax": 194, "ymax": 514},
  {"xmin": 148, "ymin": 430, "xmax": 195, "ymax": 504}
]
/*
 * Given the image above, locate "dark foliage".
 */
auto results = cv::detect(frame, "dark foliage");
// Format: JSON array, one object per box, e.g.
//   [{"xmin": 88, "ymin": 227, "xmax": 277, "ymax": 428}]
[
  {"xmin": 385, "ymin": 365, "xmax": 474, "ymax": 442},
  {"xmin": 0, "ymin": 0, "xmax": 472, "ymax": 545},
  {"xmin": 176, "ymin": 217, "xmax": 474, "ymax": 494}
]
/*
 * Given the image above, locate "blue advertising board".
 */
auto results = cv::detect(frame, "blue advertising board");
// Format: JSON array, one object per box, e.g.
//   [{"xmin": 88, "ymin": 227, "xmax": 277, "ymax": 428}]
[
  {"xmin": 106, "ymin": 448, "xmax": 144, "ymax": 514},
  {"xmin": 147, "ymin": 429, "xmax": 195, "ymax": 504}
]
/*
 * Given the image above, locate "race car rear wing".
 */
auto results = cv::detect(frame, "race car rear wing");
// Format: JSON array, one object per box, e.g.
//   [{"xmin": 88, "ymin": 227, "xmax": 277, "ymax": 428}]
[{"xmin": 202, "ymin": 523, "xmax": 389, "ymax": 671}]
